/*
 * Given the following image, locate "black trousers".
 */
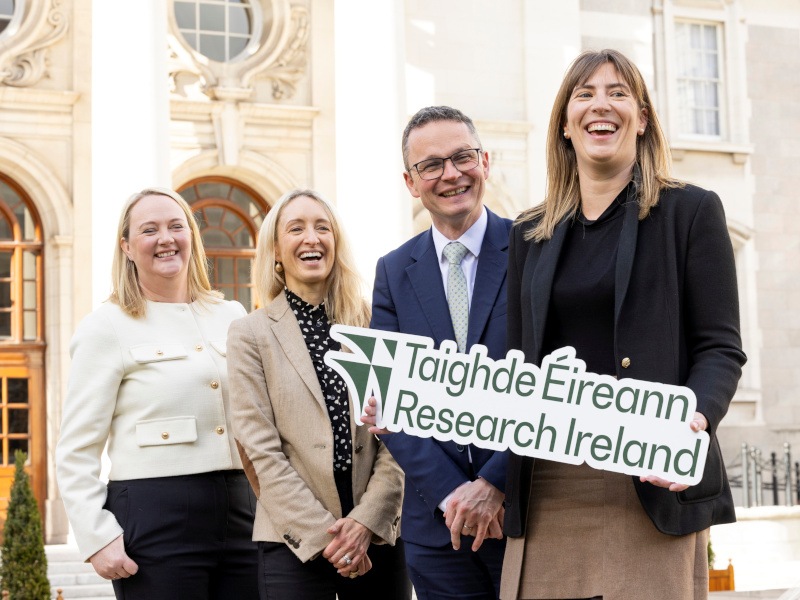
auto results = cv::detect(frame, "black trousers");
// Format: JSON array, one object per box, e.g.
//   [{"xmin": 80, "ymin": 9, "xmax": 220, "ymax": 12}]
[
  {"xmin": 257, "ymin": 538, "xmax": 411, "ymax": 600},
  {"xmin": 105, "ymin": 470, "xmax": 259, "ymax": 600}
]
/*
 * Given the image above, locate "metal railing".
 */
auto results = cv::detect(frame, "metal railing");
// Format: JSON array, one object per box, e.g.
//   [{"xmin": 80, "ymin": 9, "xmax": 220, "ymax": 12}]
[{"xmin": 727, "ymin": 442, "xmax": 799, "ymax": 507}]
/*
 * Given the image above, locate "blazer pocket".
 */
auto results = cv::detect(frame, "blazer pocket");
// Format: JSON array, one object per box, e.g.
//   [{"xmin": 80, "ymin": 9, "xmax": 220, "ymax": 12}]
[
  {"xmin": 129, "ymin": 343, "xmax": 188, "ymax": 363},
  {"xmin": 209, "ymin": 340, "xmax": 227, "ymax": 357},
  {"xmin": 136, "ymin": 416, "xmax": 198, "ymax": 447},
  {"xmin": 676, "ymin": 436, "xmax": 724, "ymax": 504}
]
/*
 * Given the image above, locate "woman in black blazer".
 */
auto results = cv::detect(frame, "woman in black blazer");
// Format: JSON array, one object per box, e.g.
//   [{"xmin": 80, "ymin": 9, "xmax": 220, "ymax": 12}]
[{"xmin": 500, "ymin": 50, "xmax": 746, "ymax": 600}]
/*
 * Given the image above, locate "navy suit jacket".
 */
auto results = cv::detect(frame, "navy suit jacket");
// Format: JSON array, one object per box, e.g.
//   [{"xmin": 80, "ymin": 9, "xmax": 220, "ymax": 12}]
[{"xmin": 371, "ymin": 208, "xmax": 512, "ymax": 547}]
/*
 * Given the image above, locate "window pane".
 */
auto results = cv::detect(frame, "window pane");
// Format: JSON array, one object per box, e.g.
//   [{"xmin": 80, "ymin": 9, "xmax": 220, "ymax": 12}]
[
  {"xmin": 7, "ymin": 378, "xmax": 28, "ymax": 404},
  {"xmin": 237, "ymin": 258, "xmax": 251, "ymax": 281},
  {"xmin": 23, "ymin": 310, "xmax": 36, "ymax": 341},
  {"xmin": 200, "ymin": 33, "xmax": 226, "ymax": 62},
  {"xmin": 704, "ymin": 53, "xmax": 719, "ymax": 79},
  {"xmin": 229, "ymin": 6, "xmax": 250, "ymax": 35},
  {"xmin": 8, "ymin": 409, "xmax": 28, "ymax": 434},
  {"xmin": 0, "ymin": 311, "xmax": 9, "ymax": 337},
  {"xmin": 0, "ymin": 0, "xmax": 14, "ymax": 15},
  {"xmin": 703, "ymin": 24, "xmax": 717, "ymax": 50},
  {"xmin": 217, "ymin": 257, "xmax": 235, "ymax": 284},
  {"xmin": 203, "ymin": 229, "xmax": 233, "ymax": 247},
  {"xmin": 9, "ymin": 439, "xmax": 28, "ymax": 461},
  {"xmin": 174, "ymin": 1, "xmax": 196, "ymax": 29},
  {"xmin": 228, "ymin": 36, "xmax": 248, "ymax": 59},
  {"xmin": 238, "ymin": 286, "xmax": 252, "ymax": 310},
  {"xmin": 23, "ymin": 281, "xmax": 35, "ymax": 310},
  {"xmin": 199, "ymin": 4, "xmax": 225, "ymax": 32},
  {"xmin": 198, "ymin": 182, "xmax": 230, "ymax": 200},
  {"xmin": 205, "ymin": 206, "xmax": 224, "ymax": 227},
  {"xmin": 0, "ymin": 281, "xmax": 10, "ymax": 307},
  {"xmin": 222, "ymin": 209, "xmax": 244, "ymax": 233},
  {"xmin": 0, "ymin": 252, "xmax": 10, "ymax": 277},
  {"xmin": 0, "ymin": 215, "xmax": 11, "ymax": 240}
]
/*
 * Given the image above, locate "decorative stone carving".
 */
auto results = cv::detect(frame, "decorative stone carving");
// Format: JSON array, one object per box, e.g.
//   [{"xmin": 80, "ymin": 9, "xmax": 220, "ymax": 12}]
[
  {"xmin": 168, "ymin": 0, "xmax": 310, "ymax": 101},
  {"xmin": 0, "ymin": 0, "xmax": 69, "ymax": 88}
]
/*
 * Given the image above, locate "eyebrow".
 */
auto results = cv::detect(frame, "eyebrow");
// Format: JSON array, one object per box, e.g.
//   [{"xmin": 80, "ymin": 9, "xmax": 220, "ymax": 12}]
[
  {"xmin": 574, "ymin": 81, "xmax": 631, "ymax": 92},
  {"xmin": 137, "ymin": 218, "xmax": 185, "ymax": 230}
]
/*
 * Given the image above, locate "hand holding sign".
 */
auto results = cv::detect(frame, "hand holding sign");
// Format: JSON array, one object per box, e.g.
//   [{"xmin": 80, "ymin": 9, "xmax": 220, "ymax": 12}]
[{"xmin": 327, "ymin": 325, "xmax": 710, "ymax": 487}]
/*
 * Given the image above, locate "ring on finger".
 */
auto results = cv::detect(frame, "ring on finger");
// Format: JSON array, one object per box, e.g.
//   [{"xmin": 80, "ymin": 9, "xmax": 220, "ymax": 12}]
[
  {"xmin": 462, "ymin": 524, "xmax": 474, "ymax": 530},
  {"xmin": 342, "ymin": 554, "xmax": 352, "ymax": 565},
  {"xmin": 349, "ymin": 571, "xmax": 358, "ymax": 579}
]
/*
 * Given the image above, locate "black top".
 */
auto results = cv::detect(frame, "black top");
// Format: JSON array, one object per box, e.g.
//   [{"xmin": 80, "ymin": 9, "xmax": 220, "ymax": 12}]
[
  {"xmin": 285, "ymin": 288, "xmax": 352, "ymax": 472},
  {"xmin": 541, "ymin": 187, "xmax": 627, "ymax": 376}
]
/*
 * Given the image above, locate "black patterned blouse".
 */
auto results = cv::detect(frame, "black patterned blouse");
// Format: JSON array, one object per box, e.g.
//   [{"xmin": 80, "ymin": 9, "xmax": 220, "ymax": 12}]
[{"xmin": 285, "ymin": 288, "xmax": 352, "ymax": 472}]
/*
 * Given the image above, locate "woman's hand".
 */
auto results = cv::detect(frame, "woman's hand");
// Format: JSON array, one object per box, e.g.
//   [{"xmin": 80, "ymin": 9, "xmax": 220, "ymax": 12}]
[
  {"xmin": 323, "ymin": 518, "xmax": 373, "ymax": 576},
  {"xmin": 360, "ymin": 396, "xmax": 391, "ymax": 435},
  {"xmin": 88, "ymin": 535, "xmax": 139, "ymax": 581},
  {"xmin": 640, "ymin": 411, "xmax": 708, "ymax": 493}
]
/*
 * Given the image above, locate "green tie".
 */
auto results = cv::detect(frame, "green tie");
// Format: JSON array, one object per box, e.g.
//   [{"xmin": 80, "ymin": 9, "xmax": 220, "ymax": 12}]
[{"xmin": 443, "ymin": 241, "xmax": 470, "ymax": 353}]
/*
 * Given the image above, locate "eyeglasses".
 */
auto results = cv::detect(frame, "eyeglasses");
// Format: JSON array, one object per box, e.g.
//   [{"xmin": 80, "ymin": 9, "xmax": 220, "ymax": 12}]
[{"xmin": 408, "ymin": 148, "xmax": 482, "ymax": 181}]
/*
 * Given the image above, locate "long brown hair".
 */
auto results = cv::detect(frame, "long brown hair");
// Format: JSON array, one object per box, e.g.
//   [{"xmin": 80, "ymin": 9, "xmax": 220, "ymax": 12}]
[{"xmin": 519, "ymin": 49, "xmax": 682, "ymax": 241}]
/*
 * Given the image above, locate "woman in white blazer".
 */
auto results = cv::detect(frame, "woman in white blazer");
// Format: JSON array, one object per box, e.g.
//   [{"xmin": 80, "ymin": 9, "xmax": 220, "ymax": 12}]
[
  {"xmin": 56, "ymin": 188, "xmax": 258, "ymax": 599},
  {"xmin": 227, "ymin": 189, "xmax": 410, "ymax": 600}
]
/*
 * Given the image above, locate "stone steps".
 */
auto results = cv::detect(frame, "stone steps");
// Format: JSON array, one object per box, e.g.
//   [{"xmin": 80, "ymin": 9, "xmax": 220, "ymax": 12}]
[{"xmin": 45, "ymin": 544, "xmax": 114, "ymax": 600}]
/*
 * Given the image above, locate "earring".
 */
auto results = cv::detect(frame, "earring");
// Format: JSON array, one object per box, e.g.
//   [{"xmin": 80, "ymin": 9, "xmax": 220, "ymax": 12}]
[
  {"xmin": 275, "ymin": 262, "xmax": 283, "ymax": 273},
  {"xmin": 638, "ymin": 129, "xmax": 645, "ymax": 135},
  {"xmin": 563, "ymin": 131, "xmax": 570, "ymax": 139}
]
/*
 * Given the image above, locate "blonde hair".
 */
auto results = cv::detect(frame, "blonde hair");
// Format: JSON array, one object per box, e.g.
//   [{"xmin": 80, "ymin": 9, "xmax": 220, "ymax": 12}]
[
  {"xmin": 520, "ymin": 49, "xmax": 682, "ymax": 241},
  {"xmin": 110, "ymin": 187, "xmax": 221, "ymax": 317},
  {"xmin": 253, "ymin": 189, "xmax": 370, "ymax": 328}
]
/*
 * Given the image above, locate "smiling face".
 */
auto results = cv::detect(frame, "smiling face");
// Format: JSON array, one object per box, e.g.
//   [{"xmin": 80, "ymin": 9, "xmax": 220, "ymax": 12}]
[
  {"xmin": 403, "ymin": 120, "xmax": 489, "ymax": 238},
  {"xmin": 563, "ymin": 62, "xmax": 647, "ymax": 176},
  {"xmin": 275, "ymin": 195, "xmax": 335, "ymax": 301},
  {"xmin": 121, "ymin": 194, "xmax": 192, "ymax": 297}
]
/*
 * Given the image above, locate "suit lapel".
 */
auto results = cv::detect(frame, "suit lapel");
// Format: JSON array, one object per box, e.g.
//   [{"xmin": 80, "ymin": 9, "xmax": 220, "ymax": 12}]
[
  {"xmin": 407, "ymin": 231, "xmax": 454, "ymax": 345},
  {"xmin": 530, "ymin": 217, "xmax": 568, "ymax": 361},
  {"xmin": 468, "ymin": 211, "xmax": 508, "ymax": 348},
  {"xmin": 267, "ymin": 295, "xmax": 326, "ymax": 411},
  {"xmin": 615, "ymin": 195, "xmax": 639, "ymax": 322}
]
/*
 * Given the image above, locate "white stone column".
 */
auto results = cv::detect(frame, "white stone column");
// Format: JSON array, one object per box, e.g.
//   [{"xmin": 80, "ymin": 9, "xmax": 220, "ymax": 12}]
[
  {"xmin": 333, "ymin": 0, "xmax": 411, "ymax": 294},
  {"xmin": 522, "ymin": 0, "xmax": 582, "ymax": 202},
  {"xmin": 91, "ymin": 0, "xmax": 170, "ymax": 307}
]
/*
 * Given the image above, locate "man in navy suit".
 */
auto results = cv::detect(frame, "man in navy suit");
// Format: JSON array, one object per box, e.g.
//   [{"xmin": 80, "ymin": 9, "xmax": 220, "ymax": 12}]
[{"xmin": 368, "ymin": 106, "xmax": 511, "ymax": 599}]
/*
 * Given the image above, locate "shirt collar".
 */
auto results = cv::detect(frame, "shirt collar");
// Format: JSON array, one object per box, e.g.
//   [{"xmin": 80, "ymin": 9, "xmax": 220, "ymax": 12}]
[{"xmin": 431, "ymin": 206, "xmax": 488, "ymax": 261}]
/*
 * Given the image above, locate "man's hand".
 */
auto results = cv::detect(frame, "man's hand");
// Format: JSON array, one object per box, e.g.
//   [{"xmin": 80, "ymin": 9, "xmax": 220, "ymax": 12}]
[
  {"xmin": 89, "ymin": 535, "xmax": 138, "ymax": 581},
  {"xmin": 641, "ymin": 411, "xmax": 708, "ymax": 493},
  {"xmin": 444, "ymin": 478, "xmax": 505, "ymax": 551},
  {"xmin": 359, "ymin": 396, "xmax": 390, "ymax": 435}
]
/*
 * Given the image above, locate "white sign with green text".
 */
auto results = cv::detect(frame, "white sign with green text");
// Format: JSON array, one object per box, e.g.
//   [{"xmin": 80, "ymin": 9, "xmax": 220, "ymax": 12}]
[{"xmin": 324, "ymin": 325, "xmax": 709, "ymax": 485}]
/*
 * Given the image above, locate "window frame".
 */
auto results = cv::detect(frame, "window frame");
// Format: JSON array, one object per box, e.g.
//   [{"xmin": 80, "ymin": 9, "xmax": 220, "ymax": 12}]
[
  {"xmin": 655, "ymin": 0, "xmax": 750, "ymax": 155},
  {"xmin": 173, "ymin": 0, "xmax": 264, "ymax": 64}
]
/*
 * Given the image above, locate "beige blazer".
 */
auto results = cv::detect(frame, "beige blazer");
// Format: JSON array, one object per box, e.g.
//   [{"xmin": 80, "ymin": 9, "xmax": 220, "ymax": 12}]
[{"xmin": 227, "ymin": 293, "xmax": 404, "ymax": 563}]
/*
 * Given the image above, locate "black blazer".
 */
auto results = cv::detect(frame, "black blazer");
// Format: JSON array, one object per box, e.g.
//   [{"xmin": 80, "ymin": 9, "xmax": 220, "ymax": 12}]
[{"xmin": 504, "ymin": 183, "xmax": 747, "ymax": 537}]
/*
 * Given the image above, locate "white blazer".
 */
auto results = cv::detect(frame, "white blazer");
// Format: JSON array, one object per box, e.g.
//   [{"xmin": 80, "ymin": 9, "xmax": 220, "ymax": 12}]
[{"xmin": 56, "ymin": 299, "xmax": 246, "ymax": 560}]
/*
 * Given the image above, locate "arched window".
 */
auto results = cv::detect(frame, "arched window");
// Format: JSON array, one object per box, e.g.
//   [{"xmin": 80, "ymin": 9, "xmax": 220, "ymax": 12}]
[
  {"xmin": 179, "ymin": 178, "xmax": 268, "ymax": 310},
  {"xmin": 0, "ymin": 174, "xmax": 45, "ymax": 529},
  {"xmin": 0, "ymin": 177, "xmax": 43, "ymax": 342}
]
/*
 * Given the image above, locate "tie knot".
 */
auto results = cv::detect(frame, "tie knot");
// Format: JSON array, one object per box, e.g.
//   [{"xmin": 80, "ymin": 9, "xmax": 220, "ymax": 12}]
[{"xmin": 443, "ymin": 241, "xmax": 469, "ymax": 266}]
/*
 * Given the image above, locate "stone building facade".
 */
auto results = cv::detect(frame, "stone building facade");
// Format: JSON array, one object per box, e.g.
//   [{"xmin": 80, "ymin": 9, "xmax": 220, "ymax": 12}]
[{"xmin": 0, "ymin": 0, "xmax": 796, "ymax": 543}]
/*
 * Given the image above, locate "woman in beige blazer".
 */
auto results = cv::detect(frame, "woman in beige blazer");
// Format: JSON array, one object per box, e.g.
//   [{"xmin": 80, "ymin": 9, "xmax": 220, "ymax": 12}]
[
  {"xmin": 56, "ymin": 188, "xmax": 258, "ymax": 599},
  {"xmin": 227, "ymin": 189, "xmax": 410, "ymax": 600}
]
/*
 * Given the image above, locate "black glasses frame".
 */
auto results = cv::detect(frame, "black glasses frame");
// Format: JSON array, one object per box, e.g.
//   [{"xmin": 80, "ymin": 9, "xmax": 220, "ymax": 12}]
[{"xmin": 408, "ymin": 148, "xmax": 482, "ymax": 181}]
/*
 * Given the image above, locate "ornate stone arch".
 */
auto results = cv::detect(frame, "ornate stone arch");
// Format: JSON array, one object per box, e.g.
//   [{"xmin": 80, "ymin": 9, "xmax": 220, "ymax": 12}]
[{"xmin": 173, "ymin": 148, "xmax": 298, "ymax": 206}]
